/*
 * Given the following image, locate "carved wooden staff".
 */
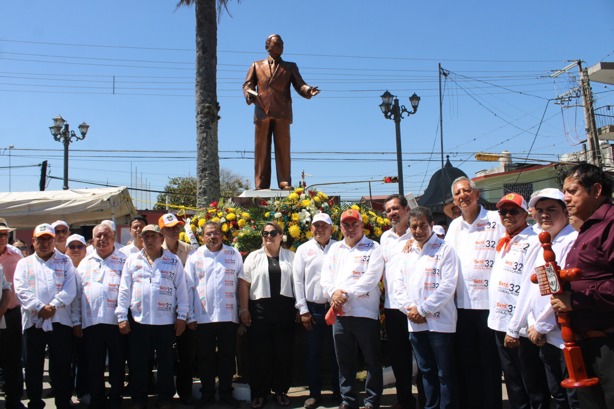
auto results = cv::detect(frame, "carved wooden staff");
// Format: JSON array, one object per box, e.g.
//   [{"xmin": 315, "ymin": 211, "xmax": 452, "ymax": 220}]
[{"xmin": 531, "ymin": 231, "xmax": 599, "ymax": 388}]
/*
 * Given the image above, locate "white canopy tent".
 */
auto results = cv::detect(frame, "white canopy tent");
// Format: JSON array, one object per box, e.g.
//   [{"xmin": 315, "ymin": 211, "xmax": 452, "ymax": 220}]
[{"xmin": 0, "ymin": 187, "xmax": 137, "ymax": 229}]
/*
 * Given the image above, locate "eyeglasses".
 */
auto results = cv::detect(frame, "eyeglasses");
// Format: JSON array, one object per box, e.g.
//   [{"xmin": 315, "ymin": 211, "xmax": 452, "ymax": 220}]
[
  {"xmin": 498, "ymin": 208, "xmax": 523, "ymax": 217},
  {"xmin": 18, "ymin": 246, "xmax": 28, "ymax": 251},
  {"xmin": 68, "ymin": 244, "xmax": 86, "ymax": 250},
  {"xmin": 262, "ymin": 230, "xmax": 280, "ymax": 238}
]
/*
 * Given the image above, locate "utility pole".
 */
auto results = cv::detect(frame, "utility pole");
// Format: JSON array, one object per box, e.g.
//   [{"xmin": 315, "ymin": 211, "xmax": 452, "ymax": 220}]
[{"xmin": 578, "ymin": 61, "xmax": 603, "ymax": 168}]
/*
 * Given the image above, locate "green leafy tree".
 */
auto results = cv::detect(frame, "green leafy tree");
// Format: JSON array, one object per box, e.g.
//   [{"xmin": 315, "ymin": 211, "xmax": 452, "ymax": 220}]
[
  {"xmin": 155, "ymin": 169, "xmax": 249, "ymax": 210},
  {"xmin": 155, "ymin": 176, "xmax": 197, "ymax": 210},
  {"xmin": 177, "ymin": 0, "xmax": 241, "ymax": 207}
]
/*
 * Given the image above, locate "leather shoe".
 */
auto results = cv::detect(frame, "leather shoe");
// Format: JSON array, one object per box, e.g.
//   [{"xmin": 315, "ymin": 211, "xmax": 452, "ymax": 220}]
[
  {"xmin": 220, "ymin": 394, "xmax": 241, "ymax": 408},
  {"xmin": 304, "ymin": 396, "xmax": 320, "ymax": 409},
  {"xmin": 195, "ymin": 395, "xmax": 216, "ymax": 408},
  {"xmin": 279, "ymin": 182, "xmax": 292, "ymax": 191},
  {"xmin": 330, "ymin": 393, "xmax": 342, "ymax": 404}
]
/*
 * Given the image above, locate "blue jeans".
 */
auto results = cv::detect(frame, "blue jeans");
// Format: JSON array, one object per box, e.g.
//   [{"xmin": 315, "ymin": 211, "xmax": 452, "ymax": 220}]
[
  {"xmin": 333, "ymin": 316, "xmax": 382, "ymax": 409},
  {"xmin": 409, "ymin": 331, "xmax": 458, "ymax": 409},
  {"xmin": 305, "ymin": 302, "xmax": 340, "ymax": 398}
]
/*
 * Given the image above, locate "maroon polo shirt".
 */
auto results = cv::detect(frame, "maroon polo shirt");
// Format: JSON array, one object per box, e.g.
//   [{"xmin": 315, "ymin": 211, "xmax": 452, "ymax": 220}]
[{"xmin": 564, "ymin": 200, "xmax": 614, "ymax": 334}]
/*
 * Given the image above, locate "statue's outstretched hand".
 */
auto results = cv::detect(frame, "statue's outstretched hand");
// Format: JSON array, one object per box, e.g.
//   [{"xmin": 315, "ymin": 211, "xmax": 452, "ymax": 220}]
[{"xmin": 310, "ymin": 86, "xmax": 320, "ymax": 96}]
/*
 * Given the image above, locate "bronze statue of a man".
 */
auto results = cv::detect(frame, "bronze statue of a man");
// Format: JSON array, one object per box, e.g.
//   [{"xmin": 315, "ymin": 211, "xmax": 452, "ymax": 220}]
[{"xmin": 243, "ymin": 34, "xmax": 320, "ymax": 190}]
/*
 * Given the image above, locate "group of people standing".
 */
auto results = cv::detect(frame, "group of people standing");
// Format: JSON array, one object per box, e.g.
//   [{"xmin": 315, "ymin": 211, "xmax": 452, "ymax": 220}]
[{"xmin": 0, "ymin": 162, "xmax": 611, "ymax": 409}]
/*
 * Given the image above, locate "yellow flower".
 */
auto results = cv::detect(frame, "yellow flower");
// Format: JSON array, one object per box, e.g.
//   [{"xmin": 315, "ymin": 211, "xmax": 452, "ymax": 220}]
[
  {"xmin": 190, "ymin": 225, "xmax": 197, "ymax": 233},
  {"xmin": 288, "ymin": 193, "xmax": 299, "ymax": 201},
  {"xmin": 242, "ymin": 212, "xmax": 250, "ymax": 219},
  {"xmin": 198, "ymin": 219, "xmax": 206, "ymax": 227},
  {"xmin": 318, "ymin": 192, "xmax": 328, "ymax": 200},
  {"xmin": 227, "ymin": 207, "xmax": 235, "ymax": 213},
  {"xmin": 306, "ymin": 231, "xmax": 313, "ymax": 239},
  {"xmin": 368, "ymin": 211, "xmax": 377, "ymax": 217},
  {"xmin": 295, "ymin": 188, "xmax": 304, "ymax": 194},
  {"xmin": 364, "ymin": 229, "xmax": 371, "ymax": 236},
  {"xmin": 212, "ymin": 217, "xmax": 220, "ymax": 223},
  {"xmin": 264, "ymin": 212, "xmax": 270, "ymax": 218},
  {"xmin": 301, "ymin": 199, "xmax": 311, "ymax": 207},
  {"xmin": 179, "ymin": 232, "xmax": 186, "ymax": 241},
  {"xmin": 291, "ymin": 213, "xmax": 300, "ymax": 221},
  {"xmin": 374, "ymin": 227, "xmax": 383, "ymax": 237},
  {"xmin": 217, "ymin": 211, "xmax": 224, "ymax": 217},
  {"xmin": 238, "ymin": 219, "xmax": 246, "ymax": 228},
  {"xmin": 232, "ymin": 230, "xmax": 239, "ymax": 237},
  {"xmin": 313, "ymin": 196, "xmax": 321, "ymax": 203},
  {"xmin": 376, "ymin": 217, "xmax": 384, "ymax": 225},
  {"xmin": 208, "ymin": 208, "xmax": 216, "ymax": 214},
  {"xmin": 288, "ymin": 225, "xmax": 301, "ymax": 239},
  {"xmin": 351, "ymin": 205, "xmax": 360, "ymax": 210},
  {"xmin": 221, "ymin": 223, "xmax": 229, "ymax": 233},
  {"xmin": 226, "ymin": 213, "xmax": 236, "ymax": 221},
  {"xmin": 361, "ymin": 214, "xmax": 369, "ymax": 224}
]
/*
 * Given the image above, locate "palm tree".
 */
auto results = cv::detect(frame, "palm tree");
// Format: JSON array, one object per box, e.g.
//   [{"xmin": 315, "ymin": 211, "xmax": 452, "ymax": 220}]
[{"xmin": 177, "ymin": 0, "xmax": 238, "ymax": 207}]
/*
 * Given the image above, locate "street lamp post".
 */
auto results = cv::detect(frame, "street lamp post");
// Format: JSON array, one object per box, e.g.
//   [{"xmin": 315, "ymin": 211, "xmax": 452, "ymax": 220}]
[
  {"xmin": 379, "ymin": 91, "xmax": 420, "ymax": 196},
  {"xmin": 49, "ymin": 115, "xmax": 89, "ymax": 190}
]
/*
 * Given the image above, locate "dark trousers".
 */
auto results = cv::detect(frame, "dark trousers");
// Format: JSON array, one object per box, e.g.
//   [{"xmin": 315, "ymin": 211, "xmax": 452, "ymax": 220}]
[
  {"xmin": 0, "ymin": 307, "xmax": 24, "ymax": 409},
  {"xmin": 576, "ymin": 336, "xmax": 614, "ymax": 409},
  {"xmin": 539, "ymin": 343, "xmax": 579, "ymax": 409},
  {"xmin": 384, "ymin": 308, "xmax": 417, "ymax": 409},
  {"xmin": 456, "ymin": 309, "xmax": 502, "ymax": 409},
  {"xmin": 129, "ymin": 322, "xmax": 175, "ymax": 405},
  {"xmin": 494, "ymin": 331, "xmax": 550, "ymax": 409},
  {"xmin": 72, "ymin": 335, "xmax": 88, "ymax": 397},
  {"xmin": 410, "ymin": 331, "xmax": 458, "ymax": 409},
  {"xmin": 24, "ymin": 323, "xmax": 73, "ymax": 409},
  {"xmin": 248, "ymin": 317, "xmax": 295, "ymax": 398},
  {"xmin": 518, "ymin": 337, "xmax": 550, "ymax": 408},
  {"xmin": 175, "ymin": 326, "xmax": 196, "ymax": 400},
  {"xmin": 333, "ymin": 316, "xmax": 382, "ymax": 409},
  {"xmin": 196, "ymin": 322, "xmax": 237, "ymax": 399},
  {"xmin": 84, "ymin": 324, "xmax": 126, "ymax": 409},
  {"xmin": 254, "ymin": 117, "xmax": 291, "ymax": 189},
  {"xmin": 305, "ymin": 302, "xmax": 339, "ymax": 398}
]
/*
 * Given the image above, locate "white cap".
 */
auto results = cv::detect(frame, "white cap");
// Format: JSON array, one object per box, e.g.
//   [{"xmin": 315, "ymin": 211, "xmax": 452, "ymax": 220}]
[
  {"xmin": 101, "ymin": 220, "xmax": 116, "ymax": 232},
  {"xmin": 312, "ymin": 213, "xmax": 333, "ymax": 225},
  {"xmin": 51, "ymin": 220, "xmax": 69, "ymax": 230},
  {"xmin": 433, "ymin": 225, "xmax": 446, "ymax": 236},
  {"xmin": 34, "ymin": 224, "xmax": 55, "ymax": 238},
  {"xmin": 66, "ymin": 234, "xmax": 87, "ymax": 246},
  {"xmin": 528, "ymin": 188, "xmax": 565, "ymax": 209}
]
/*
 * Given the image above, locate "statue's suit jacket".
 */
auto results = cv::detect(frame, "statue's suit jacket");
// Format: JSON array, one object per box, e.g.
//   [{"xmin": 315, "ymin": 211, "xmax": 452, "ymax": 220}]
[{"xmin": 243, "ymin": 58, "xmax": 313, "ymax": 123}]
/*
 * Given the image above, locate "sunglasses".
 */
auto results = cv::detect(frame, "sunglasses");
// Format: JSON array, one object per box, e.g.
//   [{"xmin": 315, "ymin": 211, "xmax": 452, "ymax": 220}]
[
  {"xmin": 498, "ymin": 208, "xmax": 523, "ymax": 217},
  {"xmin": 262, "ymin": 230, "xmax": 280, "ymax": 238},
  {"xmin": 68, "ymin": 244, "xmax": 86, "ymax": 250}
]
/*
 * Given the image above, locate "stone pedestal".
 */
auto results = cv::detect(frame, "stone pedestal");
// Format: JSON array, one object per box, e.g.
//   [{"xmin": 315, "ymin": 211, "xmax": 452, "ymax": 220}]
[{"xmin": 234, "ymin": 189, "xmax": 291, "ymax": 208}]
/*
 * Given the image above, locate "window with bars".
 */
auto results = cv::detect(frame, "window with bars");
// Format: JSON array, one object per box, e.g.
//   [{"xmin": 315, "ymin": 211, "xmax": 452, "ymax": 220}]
[{"xmin": 502, "ymin": 182, "xmax": 533, "ymax": 203}]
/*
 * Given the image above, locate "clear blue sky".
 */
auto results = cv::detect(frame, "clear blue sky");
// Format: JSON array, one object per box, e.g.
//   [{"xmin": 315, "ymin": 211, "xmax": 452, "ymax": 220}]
[{"xmin": 1, "ymin": 0, "xmax": 613, "ymax": 208}]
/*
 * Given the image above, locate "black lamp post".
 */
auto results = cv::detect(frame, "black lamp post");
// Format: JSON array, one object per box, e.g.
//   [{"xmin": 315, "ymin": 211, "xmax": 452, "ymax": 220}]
[
  {"xmin": 379, "ymin": 91, "xmax": 420, "ymax": 196},
  {"xmin": 49, "ymin": 115, "xmax": 89, "ymax": 190}
]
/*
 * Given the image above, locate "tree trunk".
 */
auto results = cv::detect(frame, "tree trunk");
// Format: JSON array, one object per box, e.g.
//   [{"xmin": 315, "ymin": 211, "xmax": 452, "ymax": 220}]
[{"xmin": 195, "ymin": 0, "xmax": 221, "ymax": 207}]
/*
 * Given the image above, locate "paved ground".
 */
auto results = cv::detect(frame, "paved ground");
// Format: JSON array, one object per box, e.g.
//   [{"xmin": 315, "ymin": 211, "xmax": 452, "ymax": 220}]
[{"xmin": 13, "ymin": 373, "xmax": 514, "ymax": 409}]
